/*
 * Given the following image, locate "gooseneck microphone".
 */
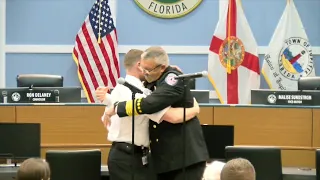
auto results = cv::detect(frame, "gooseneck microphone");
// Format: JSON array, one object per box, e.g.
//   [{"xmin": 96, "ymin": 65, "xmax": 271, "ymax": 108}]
[
  {"xmin": 54, "ymin": 90, "xmax": 60, "ymax": 103},
  {"xmin": 2, "ymin": 91, "xmax": 8, "ymax": 103},
  {"xmin": 117, "ymin": 77, "xmax": 142, "ymax": 180},
  {"xmin": 174, "ymin": 71, "xmax": 208, "ymax": 80},
  {"xmin": 117, "ymin": 77, "xmax": 143, "ymax": 94}
]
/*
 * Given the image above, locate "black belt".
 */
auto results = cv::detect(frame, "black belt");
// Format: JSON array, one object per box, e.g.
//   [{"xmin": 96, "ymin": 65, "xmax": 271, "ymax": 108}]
[{"xmin": 112, "ymin": 142, "xmax": 149, "ymax": 155}]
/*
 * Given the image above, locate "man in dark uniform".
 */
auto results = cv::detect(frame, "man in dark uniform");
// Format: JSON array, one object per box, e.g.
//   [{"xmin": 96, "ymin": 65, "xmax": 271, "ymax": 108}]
[{"xmin": 105, "ymin": 46, "xmax": 209, "ymax": 180}]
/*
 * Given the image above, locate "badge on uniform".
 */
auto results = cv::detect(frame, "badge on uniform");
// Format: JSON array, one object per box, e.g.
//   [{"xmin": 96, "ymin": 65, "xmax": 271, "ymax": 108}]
[
  {"xmin": 142, "ymin": 155, "xmax": 148, "ymax": 165},
  {"xmin": 165, "ymin": 73, "xmax": 178, "ymax": 86}
]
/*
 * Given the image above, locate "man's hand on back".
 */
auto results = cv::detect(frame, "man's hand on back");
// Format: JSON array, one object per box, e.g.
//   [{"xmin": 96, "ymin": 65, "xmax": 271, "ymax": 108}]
[
  {"xmin": 170, "ymin": 65, "xmax": 183, "ymax": 73},
  {"xmin": 95, "ymin": 87, "xmax": 109, "ymax": 103},
  {"xmin": 105, "ymin": 104, "xmax": 116, "ymax": 117},
  {"xmin": 102, "ymin": 111, "xmax": 111, "ymax": 129}
]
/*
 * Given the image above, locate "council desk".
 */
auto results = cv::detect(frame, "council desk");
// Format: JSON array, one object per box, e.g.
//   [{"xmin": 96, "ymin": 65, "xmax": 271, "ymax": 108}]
[{"xmin": 0, "ymin": 103, "xmax": 318, "ymax": 168}]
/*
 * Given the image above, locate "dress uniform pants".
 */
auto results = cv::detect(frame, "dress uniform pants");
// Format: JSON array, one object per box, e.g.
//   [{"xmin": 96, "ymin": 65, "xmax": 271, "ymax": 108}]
[
  {"xmin": 157, "ymin": 161, "xmax": 206, "ymax": 180},
  {"xmin": 108, "ymin": 142, "xmax": 156, "ymax": 180}
]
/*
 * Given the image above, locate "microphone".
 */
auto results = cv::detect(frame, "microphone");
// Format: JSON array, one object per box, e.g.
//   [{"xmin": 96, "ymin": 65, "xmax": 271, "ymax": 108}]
[
  {"xmin": 2, "ymin": 91, "xmax": 7, "ymax": 97},
  {"xmin": 54, "ymin": 90, "xmax": 60, "ymax": 103},
  {"xmin": 117, "ymin": 77, "xmax": 143, "ymax": 94},
  {"xmin": 2, "ymin": 91, "xmax": 7, "ymax": 103},
  {"xmin": 174, "ymin": 71, "xmax": 208, "ymax": 80}
]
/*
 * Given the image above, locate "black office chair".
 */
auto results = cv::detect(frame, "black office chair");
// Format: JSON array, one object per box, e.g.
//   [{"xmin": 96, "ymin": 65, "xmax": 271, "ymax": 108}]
[
  {"xmin": 225, "ymin": 146, "xmax": 283, "ymax": 180},
  {"xmin": 45, "ymin": 149, "xmax": 101, "ymax": 180},
  {"xmin": 316, "ymin": 149, "xmax": 320, "ymax": 180},
  {"xmin": 298, "ymin": 76, "xmax": 320, "ymax": 90},
  {"xmin": 201, "ymin": 125, "xmax": 234, "ymax": 161},
  {"xmin": 17, "ymin": 74, "xmax": 63, "ymax": 88}
]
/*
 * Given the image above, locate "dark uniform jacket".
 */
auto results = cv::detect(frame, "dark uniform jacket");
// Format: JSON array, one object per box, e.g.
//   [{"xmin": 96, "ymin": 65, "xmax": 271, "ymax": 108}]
[{"xmin": 117, "ymin": 66, "xmax": 209, "ymax": 174}]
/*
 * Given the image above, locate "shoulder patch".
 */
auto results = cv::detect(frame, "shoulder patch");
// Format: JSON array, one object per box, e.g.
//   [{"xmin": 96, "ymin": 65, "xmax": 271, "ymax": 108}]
[{"xmin": 165, "ymin": 73, "xmax": 178, "ymax": 86}]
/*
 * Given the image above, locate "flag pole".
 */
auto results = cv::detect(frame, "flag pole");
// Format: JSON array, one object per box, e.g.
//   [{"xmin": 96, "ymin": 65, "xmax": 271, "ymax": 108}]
[
  {"xmin": 97, "ymin": 0, "xmax": 103, "ymax": 44},
  {"xmin": 227, "ymin": 0, "xmax": 232, "ymax": 74}
]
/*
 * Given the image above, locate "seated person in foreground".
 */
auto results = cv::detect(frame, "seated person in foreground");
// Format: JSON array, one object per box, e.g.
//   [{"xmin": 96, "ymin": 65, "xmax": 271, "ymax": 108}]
[
  {"xmin": 17, "ymin": 158, "xmax": 51, "ymax": 180},
  {"xmin": 220, "ymin": 158, "xmax": 255, "ymax": 180}
]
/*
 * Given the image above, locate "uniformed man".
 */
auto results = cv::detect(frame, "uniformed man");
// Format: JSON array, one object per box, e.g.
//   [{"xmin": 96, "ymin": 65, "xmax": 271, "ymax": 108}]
[
  {"xmin": 100, "ymin": 49, "xmax": 201, "ymax": 180},
  {"xmin": 105, "ymin": 47, "xmax": 209, "ymax": 180}
]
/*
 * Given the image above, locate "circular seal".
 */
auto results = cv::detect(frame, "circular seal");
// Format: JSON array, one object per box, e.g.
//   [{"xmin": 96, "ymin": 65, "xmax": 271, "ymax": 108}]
[
  {"xmin": 267, "ymin": 94, "xmax": 277, "ymax": 104},
  {"xmin": 134, "ymin": 0, "xmax": 203, "ymax": 19},
  {"xmin": 11, "ymin": 92, "xmax": 21, "ymax": 102},
  {"xmin": 278, "ymin": 37, "xmax": 313, "ymax": 81},
  {"xmin": 165, "ymin": 73, "xmax": 178, "ymax": 86},
  {"xmin": 219, "ymin": 36, "xmax": 245, "ymax": 70}
]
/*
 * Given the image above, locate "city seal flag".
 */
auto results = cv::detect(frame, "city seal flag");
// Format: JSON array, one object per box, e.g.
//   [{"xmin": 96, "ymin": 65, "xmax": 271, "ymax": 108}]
[
  {"xmin": 208, "ymin": 0, "xmax": 260, "ymax": 104},
  {"xmin": 262, "ymin": 0, "xmax": 315, "ymax": 90}
]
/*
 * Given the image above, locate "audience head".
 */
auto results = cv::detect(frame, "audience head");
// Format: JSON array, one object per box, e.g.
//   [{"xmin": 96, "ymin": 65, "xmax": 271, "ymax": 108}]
[
  {"xmin": 17, "ymin": 158, "xmax": 51, "ymax": 180},
  {"xmin": 220, "ymin": 158, "xmax": 255, "ymax": 180},
  {"xmin": 140, "ymin": 46, "xmax": 170, "ymax": 83},
  {"xmin": 123, "ymin": 49, "xmax": 145, "ymax": 80}
]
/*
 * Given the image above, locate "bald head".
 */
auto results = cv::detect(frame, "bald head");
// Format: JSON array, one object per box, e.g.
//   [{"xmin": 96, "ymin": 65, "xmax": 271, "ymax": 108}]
[{"xmin": 220, "ymin": 158, "xmax": 255, "ymax": 180}]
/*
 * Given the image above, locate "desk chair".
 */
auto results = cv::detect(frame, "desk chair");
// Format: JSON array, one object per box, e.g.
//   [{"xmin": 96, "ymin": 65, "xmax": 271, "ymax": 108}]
[
  {"xmin": 225, "ymin": 146, "xmax": 282, "ymax": 180},
  {"xmin": 45, "ymin": 149, "xmax": 101, "ymax": 180},
  {"xmin": 298, "ymin": 76, "xmax": 320, "ymax": 90},
  {"xmin": 17, "ymin": 74, "xmax": 63, "ymax": 87},
  {"xmin": 316, "ymin": 149, "xmax": 320, "ymax": 180}
]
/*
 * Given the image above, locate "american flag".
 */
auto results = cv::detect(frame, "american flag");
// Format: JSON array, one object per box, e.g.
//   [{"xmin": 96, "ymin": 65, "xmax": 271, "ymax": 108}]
[{"xmin": 72, "ymin": 0, "xmax": 120, "ymax": 103}]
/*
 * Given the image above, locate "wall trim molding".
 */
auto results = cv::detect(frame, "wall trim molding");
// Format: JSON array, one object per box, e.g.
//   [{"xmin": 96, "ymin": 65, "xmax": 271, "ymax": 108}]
[
  {"xmin": 5, "ymin": 44, "xmax": 320, "ymax": 55},
  {"xmin": 6, "ymin": 44, "xmax": 320, "ymax": 100},
  {"xmin": 0, "ymin": 0, "xmax": 6, "ymax": 88}
]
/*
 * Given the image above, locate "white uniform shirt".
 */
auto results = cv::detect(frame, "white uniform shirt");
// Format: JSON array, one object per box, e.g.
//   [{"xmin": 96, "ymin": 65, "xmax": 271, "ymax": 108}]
[
  {"xmin": 102, "ymin": 75, "xmax": 169, "ymax": 147},
  {"xmin": 202, "ymin": 161, "xmax": 226, "ymax": 180}
]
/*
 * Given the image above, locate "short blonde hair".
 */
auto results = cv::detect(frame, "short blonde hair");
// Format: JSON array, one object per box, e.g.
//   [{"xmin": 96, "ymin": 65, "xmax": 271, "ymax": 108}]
[
  {"xmin": 17, "ymin": 158, "xmax": 51, "ymax": 180},
  {"xmin": 141, "ymin": 46, "xmax": 169, "ymax": 66},
  {"xmin": 123, "ymin": 49, "xmax": 144, "ymax": 69},
  {"xmin": 220, "ymin": 158, "xmax": 255, "ymax": 180}
]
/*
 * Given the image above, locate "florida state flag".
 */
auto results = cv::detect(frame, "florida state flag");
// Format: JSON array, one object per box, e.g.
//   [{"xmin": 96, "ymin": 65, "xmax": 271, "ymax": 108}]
[{"xmin": 208, "ymin": 0, "xmax": 260, "ymax": 104}]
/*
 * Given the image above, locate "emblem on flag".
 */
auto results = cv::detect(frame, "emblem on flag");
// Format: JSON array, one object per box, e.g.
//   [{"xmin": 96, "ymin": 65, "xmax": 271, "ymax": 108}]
[
  {"xmin": 208, "ymin": 0, "xmax": 260, "ymax": 104},
  {"xmin": 134, "ymin": 0, "xmax": 203, "ymax": 19},
  {"xmin": 219, "ymin": 36, "xmax": 245, "ymax": 71},
  {"xmin": 278, "ymin": 37, "xmax": 313, "ymax": 80},
  {"xmin": 261, "ymin": 0, "xmax": 315, "ymax": 90}
]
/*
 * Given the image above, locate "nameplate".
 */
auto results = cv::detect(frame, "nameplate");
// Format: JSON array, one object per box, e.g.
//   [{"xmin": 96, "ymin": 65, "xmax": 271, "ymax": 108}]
[
  {"xmin": 267, "ymin": 93, "xmax": 313, "ymax": 105},
  {"xmin": 25, "ymin": 90, "xmax": 56, "ymax": 103}
]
